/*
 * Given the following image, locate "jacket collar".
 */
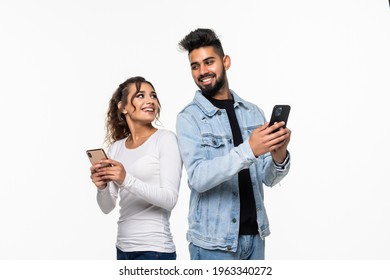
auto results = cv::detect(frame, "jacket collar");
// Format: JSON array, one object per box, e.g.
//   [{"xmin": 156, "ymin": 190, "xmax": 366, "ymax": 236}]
[{"xmin": 193, "ymin": 89, "xmax": 248, "ymax": 117}]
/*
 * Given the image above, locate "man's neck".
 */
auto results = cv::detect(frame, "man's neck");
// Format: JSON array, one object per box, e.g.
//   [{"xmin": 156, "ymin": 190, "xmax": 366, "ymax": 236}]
[{"xmin": 205, "ymin": 86, "xmax": 231, "ymax": 100}]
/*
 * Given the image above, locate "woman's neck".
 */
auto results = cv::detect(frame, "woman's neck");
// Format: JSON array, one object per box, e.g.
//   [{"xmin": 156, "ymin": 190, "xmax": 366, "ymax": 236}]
[{"xmin": 126, "ymin": 125, "xmax": 157, "ymax": 149}]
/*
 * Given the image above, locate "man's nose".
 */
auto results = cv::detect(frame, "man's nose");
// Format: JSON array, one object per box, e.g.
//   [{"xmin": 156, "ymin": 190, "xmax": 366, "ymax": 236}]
[{"xmin": 199, "ymin": 64, "xmax": 208, "ymax": 75}]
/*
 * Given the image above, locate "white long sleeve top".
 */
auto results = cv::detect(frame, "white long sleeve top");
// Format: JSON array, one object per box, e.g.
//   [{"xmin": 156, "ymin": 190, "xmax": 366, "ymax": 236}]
[{"xmin": 97, "ymin": 129, "xmax": 182, "ymax": 253}]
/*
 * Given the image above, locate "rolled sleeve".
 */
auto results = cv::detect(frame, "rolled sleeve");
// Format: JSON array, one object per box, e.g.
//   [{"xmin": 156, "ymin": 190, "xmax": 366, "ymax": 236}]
[
  {"xmin": 237, "ymin": 140, "xmax": 257, "ymax": 165},
  {"xmin": 273, "ymin": 151, "xmax": 290, "ymax": 171}
]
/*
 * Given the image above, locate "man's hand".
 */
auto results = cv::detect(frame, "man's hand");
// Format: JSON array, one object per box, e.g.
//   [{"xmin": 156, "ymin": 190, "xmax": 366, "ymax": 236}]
[{"xmin": 249, "ymin": 122, "xmax": 291, "ymax": 161}]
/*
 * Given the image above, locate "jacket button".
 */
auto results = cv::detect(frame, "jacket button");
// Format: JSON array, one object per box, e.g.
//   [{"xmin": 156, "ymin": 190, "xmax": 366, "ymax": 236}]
[
  {"xmin": 212, "ymin": 139, "xmax": 217, "ymax": 145},
  {"xmin": 217, "ymin": 110, "xmax": 222, "ymax": 115},
  {"xmin": 227, "ymin": 245, "xmax": 232, "ymax": 251},
  {"xmin": 232, "ymin": 218, "xmax": 237, "ymax": 223}
]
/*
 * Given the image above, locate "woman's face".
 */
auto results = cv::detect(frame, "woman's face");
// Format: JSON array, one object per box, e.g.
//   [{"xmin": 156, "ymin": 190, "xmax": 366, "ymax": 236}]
[{"xmin": 124, "ymin": 82, "xmax": 159, "ymax": 124}]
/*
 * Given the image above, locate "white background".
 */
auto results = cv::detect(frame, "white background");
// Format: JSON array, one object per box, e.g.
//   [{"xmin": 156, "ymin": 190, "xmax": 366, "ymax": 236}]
[{"xmin": 0, "ymin": 0, "xmax": 389, "ymax": 260}]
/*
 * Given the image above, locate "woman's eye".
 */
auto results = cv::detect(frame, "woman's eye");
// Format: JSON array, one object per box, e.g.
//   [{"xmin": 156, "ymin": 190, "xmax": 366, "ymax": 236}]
[{"xmin": 136, "ymin": 94, "xmax": 144, "ymax": 98}]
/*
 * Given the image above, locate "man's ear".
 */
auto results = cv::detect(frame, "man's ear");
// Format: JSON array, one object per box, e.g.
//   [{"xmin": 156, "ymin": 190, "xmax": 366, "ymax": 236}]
[{"xmin": 223, "ymin": 55, "xmax": 231, "ymax": 70}]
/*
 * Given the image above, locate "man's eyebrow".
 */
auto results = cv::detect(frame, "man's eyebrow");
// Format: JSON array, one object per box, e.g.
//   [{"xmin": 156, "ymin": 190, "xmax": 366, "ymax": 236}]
[{"xmin": 190, "ymin": 56, "xmax": 215, "ymax": 66}]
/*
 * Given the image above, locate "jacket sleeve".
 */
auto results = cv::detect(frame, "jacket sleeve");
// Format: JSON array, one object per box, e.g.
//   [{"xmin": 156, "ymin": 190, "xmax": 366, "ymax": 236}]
[
  {"xmin": 176, "ymin": 112, "xmax": 257, "ymax": 193},
  {"xmin": 262, "ymin": 151, "xmax": 291, "ymax": 187}
]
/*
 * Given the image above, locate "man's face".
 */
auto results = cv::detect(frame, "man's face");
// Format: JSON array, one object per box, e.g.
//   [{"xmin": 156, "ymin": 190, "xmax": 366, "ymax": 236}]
[{"xmin": 188, "ymin": 46, "xmax": 228, "ymax": 97}]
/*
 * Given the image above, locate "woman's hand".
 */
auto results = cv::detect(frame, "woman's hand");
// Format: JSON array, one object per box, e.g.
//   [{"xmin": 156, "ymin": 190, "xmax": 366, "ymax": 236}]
[{"xmin": 90, "ymin": 159, "xmax": 126, "ymax": 188}]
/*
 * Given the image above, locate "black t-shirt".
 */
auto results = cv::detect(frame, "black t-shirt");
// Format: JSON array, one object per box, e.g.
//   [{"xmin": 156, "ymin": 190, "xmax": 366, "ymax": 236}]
[{"xmin": 204, "ymin": 94, "xmax": 258, "ymax": 235}]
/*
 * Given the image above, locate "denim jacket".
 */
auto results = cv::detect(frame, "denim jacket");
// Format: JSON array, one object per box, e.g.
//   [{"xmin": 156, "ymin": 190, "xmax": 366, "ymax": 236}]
[{"xmin": 176, "ymin": 90, "xmax": 290, "ymax": 252}]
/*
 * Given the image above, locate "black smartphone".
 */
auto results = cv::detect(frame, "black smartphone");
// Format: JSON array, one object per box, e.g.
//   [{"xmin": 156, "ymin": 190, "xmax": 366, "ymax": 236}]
[
  {"xmin": 269, "ymin": 105, "xmax": 291, "ymax": 129},
  {"xmin": 86, "ymin": 148, "xmax": 112, "ymax": 167}
]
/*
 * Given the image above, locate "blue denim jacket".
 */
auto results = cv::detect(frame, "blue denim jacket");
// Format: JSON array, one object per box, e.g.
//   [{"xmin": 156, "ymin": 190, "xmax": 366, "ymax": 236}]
[{"xmin": 176, "ymin": 90, "xmax": 290, "ymax": 252}]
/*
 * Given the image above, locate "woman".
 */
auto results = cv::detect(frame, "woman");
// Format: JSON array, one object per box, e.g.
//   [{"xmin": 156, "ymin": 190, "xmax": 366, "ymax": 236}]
[{"xmin": 90, "ymin": 76, "xmax": 182, "ymax": 260}]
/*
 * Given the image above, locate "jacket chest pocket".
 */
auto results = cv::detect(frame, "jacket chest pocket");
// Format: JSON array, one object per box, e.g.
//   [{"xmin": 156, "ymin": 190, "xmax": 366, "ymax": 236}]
[
  {"xmin": 201, "ymin": 134, "xmax": 226, "ymax": 158},
  {"xmin": 201, "ymin": 135, "xmax": 224, "ymax": 147}
]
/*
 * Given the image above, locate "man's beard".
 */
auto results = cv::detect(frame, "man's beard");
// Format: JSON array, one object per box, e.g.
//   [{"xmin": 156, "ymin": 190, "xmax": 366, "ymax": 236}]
[{"xmin": 199, "ymin": 69, "xmax": 226, "ymax": 97}]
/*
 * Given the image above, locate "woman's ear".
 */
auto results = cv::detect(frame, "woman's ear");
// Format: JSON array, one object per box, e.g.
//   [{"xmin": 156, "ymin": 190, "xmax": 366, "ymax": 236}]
[{"xmin": 118, "ymin": 101, "xmax": 127, "ymax": 114}]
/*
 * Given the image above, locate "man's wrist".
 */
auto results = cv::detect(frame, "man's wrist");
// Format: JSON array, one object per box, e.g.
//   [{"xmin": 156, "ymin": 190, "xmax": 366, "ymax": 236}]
[{"xmin": 273, "ymin": 151, "xmax": 290, "ymax": 167}]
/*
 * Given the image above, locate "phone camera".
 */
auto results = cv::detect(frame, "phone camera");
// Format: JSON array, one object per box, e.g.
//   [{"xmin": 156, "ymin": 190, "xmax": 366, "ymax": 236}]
[
  {"xmin": 275, "ymin": 107, "xmax": 283, "ymax": 116},
  {"xmin": 87, "ymin": 152, "xmax": 92, "ymax": 158}
]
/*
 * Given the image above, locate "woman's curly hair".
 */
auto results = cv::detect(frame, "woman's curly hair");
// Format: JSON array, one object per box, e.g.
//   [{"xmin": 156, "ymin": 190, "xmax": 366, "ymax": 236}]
[{"xmin": 104, "ymin": 76, "xmax": 161, "ymax": 145}]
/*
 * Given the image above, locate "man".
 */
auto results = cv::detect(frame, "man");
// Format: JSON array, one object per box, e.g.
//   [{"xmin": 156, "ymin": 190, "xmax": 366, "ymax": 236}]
[{"xmin": 176, "ymin": 28, "xmax": 291, "ymax": 260}]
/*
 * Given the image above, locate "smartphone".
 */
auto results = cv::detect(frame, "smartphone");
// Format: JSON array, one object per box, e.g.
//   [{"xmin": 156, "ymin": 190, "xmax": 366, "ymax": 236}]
[
  {"xmin": 86, "ymin": 148, "xmax": 112, "ymax": 167},
  {"xmin": 269, "ymin": 105, "xmax": 291, "ymax": 129}
]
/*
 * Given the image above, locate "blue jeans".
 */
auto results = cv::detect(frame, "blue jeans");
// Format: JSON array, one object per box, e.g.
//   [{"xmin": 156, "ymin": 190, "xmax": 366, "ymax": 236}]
[
  {"xmin": 189, "ymin": 235, "xmax": 265, "ymax": 260},
  {"xmin": 116, "ymin": 247, "xmax": 177, "ymax": 260}
]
